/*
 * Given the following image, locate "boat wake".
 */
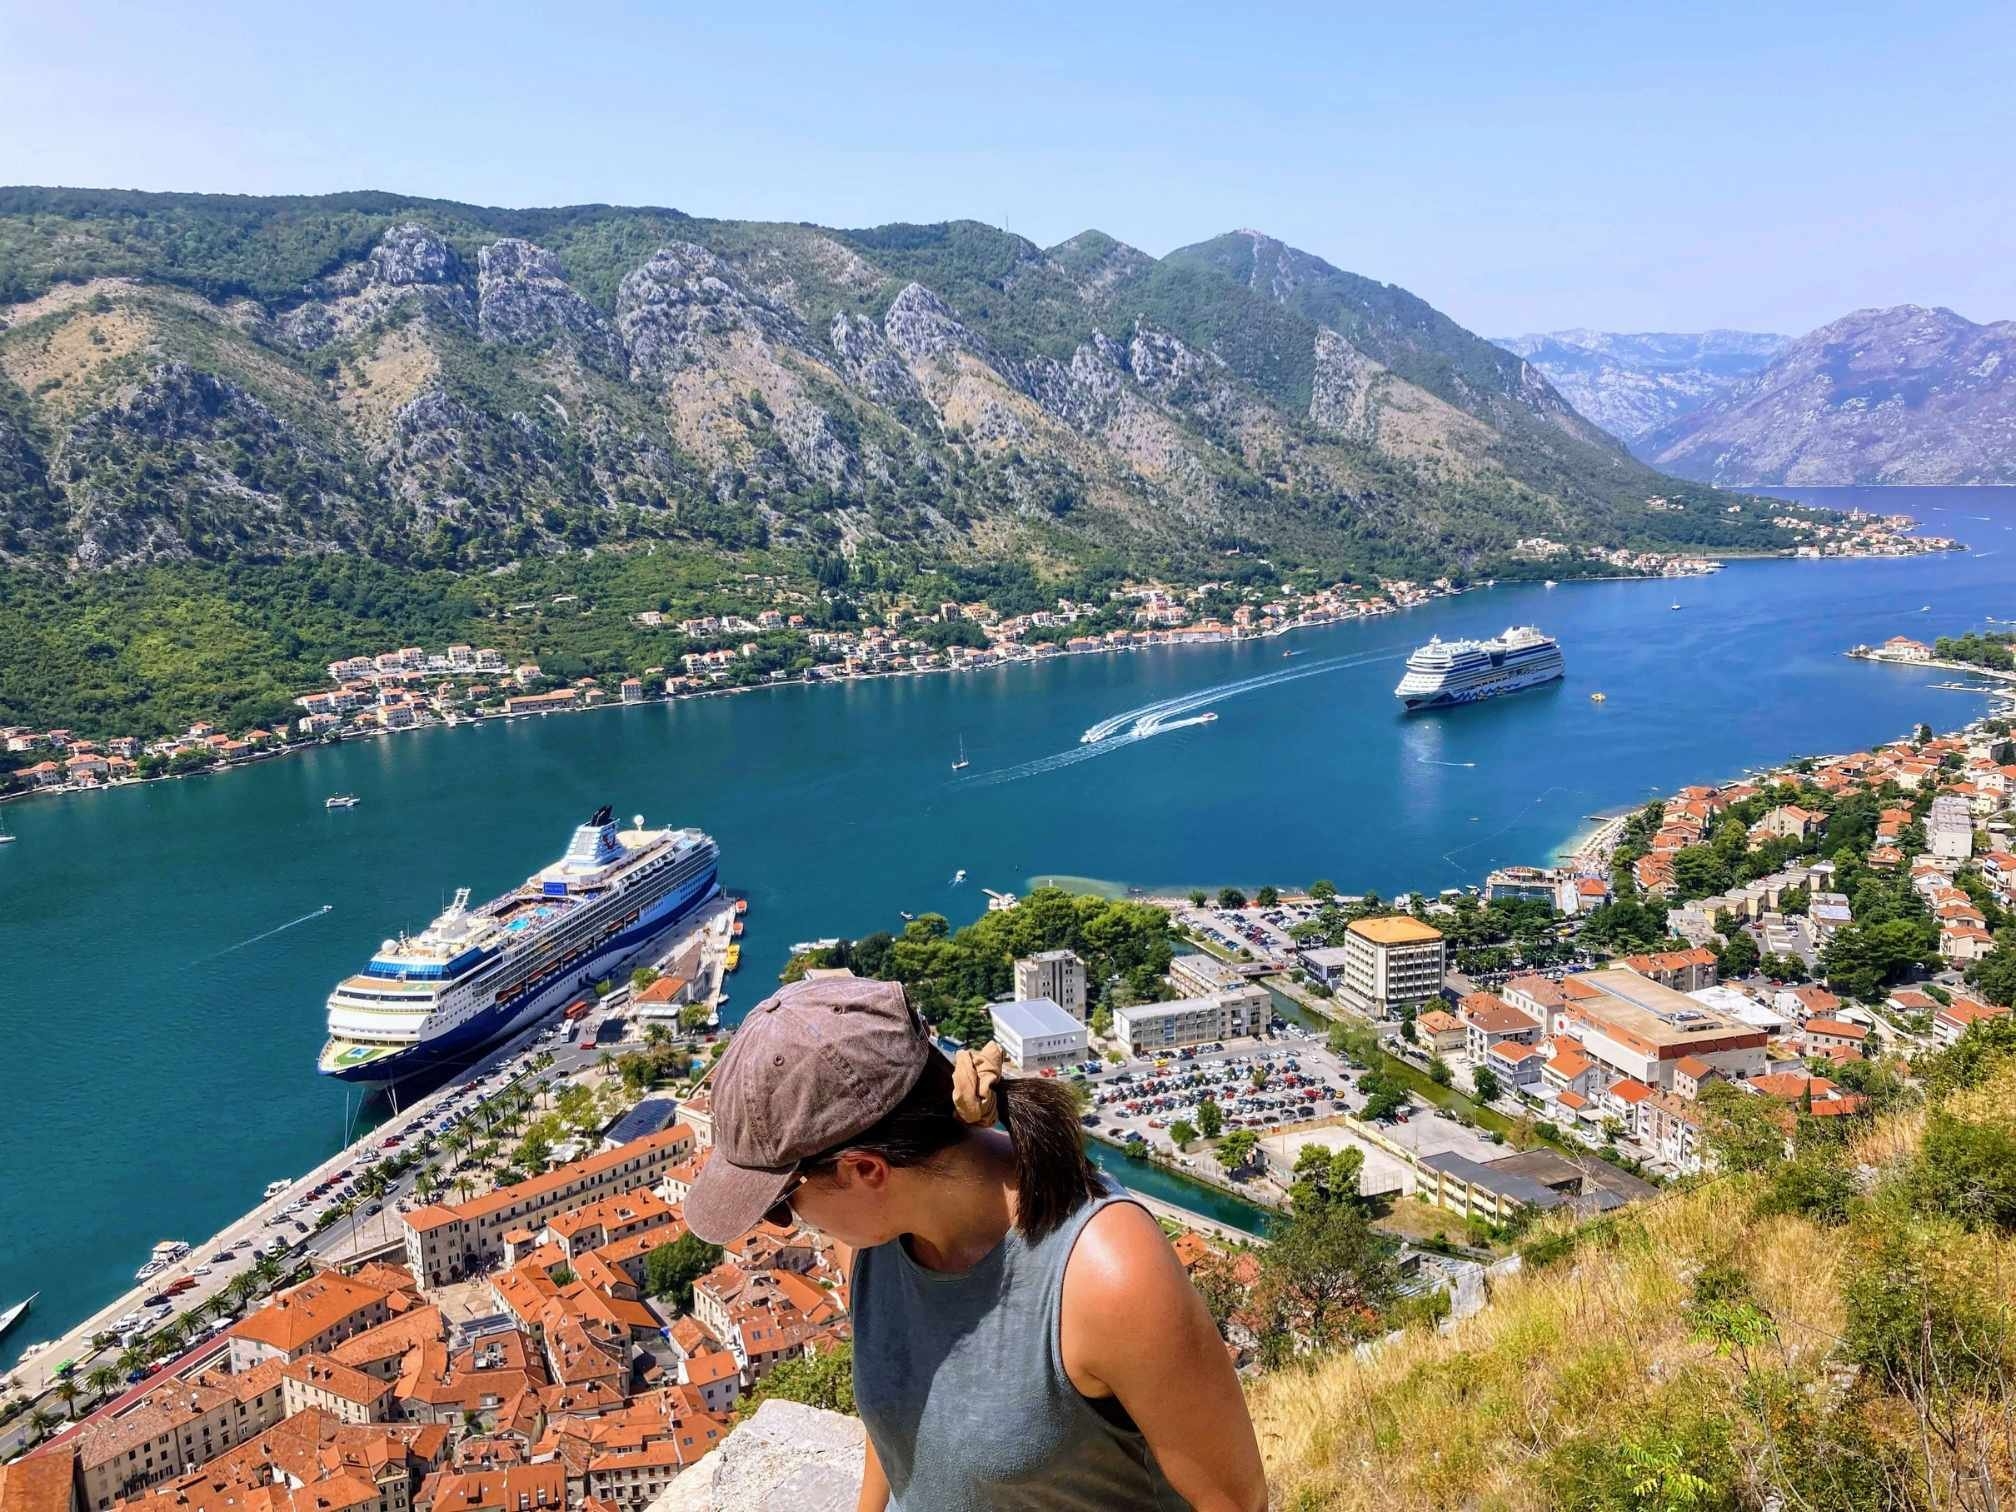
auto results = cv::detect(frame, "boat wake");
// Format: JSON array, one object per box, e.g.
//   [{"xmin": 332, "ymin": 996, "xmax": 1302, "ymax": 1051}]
[
  {"xmin": 199, "ymin": 904, "xmax": 333, "ymax": 962},
  {"xmin": 963, "ymin": 647, "xmax": 1403, "ymax": 789},
  {"xmin": 1418, "ymin": 758, "xmax": 1478, "ymax": 768}
]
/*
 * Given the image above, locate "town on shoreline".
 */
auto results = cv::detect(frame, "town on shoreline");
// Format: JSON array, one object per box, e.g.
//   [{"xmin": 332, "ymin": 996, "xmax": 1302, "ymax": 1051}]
[{"xmin": 0, "ymin": 512, "xmax": 1961, "ymax": 808}]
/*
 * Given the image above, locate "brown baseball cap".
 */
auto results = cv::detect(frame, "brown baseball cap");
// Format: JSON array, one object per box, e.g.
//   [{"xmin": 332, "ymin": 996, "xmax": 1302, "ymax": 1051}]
[{"xmin": 683, "ymin": 975, "xmax": 932, "ymax": 1243}]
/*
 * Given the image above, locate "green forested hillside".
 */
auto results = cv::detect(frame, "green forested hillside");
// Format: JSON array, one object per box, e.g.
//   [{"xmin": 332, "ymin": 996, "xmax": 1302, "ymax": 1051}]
[{"xmin": 0, "ymin": 188, "xmax": 1823, "ymax": 735}]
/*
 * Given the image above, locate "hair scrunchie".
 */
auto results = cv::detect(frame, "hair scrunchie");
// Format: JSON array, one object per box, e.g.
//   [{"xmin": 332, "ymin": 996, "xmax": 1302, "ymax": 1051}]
[{"xmin": 951, "ymin": 1042, "xmax": 1006, "ymax": 1126}]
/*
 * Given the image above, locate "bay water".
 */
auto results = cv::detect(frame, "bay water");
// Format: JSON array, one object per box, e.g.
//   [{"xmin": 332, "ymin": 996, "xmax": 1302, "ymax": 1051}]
[{"xmin": 2, "ymin": 485, "xmax": 2011, "ymax": 1360}]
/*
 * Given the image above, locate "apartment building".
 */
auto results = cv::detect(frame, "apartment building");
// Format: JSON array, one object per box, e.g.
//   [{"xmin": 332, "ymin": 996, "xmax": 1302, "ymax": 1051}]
[
  {"xmin": 402, "ymin": 1126, "xmax": 695, "ymax": 1288},
  {"xmin": 1111, "ymin": 986, "xmax": 1268, "ymax": 1057},
  {"xmin": 1011, "ymin": 949, "xmax": 1087, "ymax": 1021},
  {"xmin": 1303, "ymin": 916, "xmax": 1445, "ymax": 1018}
]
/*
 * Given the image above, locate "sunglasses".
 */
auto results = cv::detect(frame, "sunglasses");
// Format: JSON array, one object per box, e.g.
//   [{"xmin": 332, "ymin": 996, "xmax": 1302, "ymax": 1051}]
[{"xmin": 763, "ymin": 1171, "xmax": 808, "ymax": 1229}]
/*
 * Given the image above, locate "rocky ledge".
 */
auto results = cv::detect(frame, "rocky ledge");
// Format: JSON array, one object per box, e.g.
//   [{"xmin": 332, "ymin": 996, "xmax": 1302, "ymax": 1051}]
[{"xmin": 647, "ymin": 1400, "xmax": 864, "ymax": 1512}]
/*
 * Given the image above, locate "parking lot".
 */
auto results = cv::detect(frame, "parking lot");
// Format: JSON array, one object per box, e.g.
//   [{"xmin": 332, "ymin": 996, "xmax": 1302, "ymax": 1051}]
[
  {"xmin": 1171, "ymin": 900, "xmax": 1319, "ymax": 964},
  {"xmin": 1079, "ymin": 1021, "xmax": 1425, "ymax": 1166}
]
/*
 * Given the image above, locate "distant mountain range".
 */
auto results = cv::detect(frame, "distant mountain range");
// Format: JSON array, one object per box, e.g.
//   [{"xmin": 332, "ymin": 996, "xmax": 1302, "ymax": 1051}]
[
  {"xmin": 0, "ymin": 188, "xmax": 1806, "ymax": 582},
  {"xmin": 1491, "ymin": 329, "xmax": 1790, "ymax": 446},
  {"xmin": 1501, "ymin": 309, "xmax": 2016, "ymax": 485},
  {"xmin": 1635, "ymin": 306, "xmax": 2016, "ymax": 486}
]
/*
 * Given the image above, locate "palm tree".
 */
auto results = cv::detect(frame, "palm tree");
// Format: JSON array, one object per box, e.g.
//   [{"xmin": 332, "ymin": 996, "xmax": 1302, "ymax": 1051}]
[
  {"xmin": 225, "ymin": 1271, "xmax": 259, "ymax": 1307},
  {"xmin": 27, "ymin": 1405, "xmax": 59, "ymax": 1440},
  {"xmin": 117, "ymin": 1345, "xmax": 149, "ymax": 1378},
  {"xmin": 84, "ymin": 1364, "xmax": 121, "ymax": 1402},
  {"xmin": 53, "ymin": 1379, "xmax": 81, "ymax": 1419},
  {"xmin": 414, "ymin": 1164, "xmax": 443, "ymax": 1204}
]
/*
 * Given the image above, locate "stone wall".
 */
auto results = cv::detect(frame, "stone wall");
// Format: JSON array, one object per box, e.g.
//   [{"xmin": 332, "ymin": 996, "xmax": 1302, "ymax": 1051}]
[{"xmin": 647, "ymin": 1400, "xmax": 864, "ymax": 1512}]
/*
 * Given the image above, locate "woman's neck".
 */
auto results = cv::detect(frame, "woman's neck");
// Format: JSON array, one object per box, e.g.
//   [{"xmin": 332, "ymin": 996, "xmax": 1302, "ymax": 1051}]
[{"xmin": 901, "ymin": 1129, "xmax": 1020, "ymax": 1272}]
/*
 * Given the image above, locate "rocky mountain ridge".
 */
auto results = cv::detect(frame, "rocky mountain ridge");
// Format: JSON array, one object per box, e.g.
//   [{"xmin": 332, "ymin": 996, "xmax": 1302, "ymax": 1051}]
[
  {"xmin": 1636, "ymin": 304, "xmax": 2016, "ymax": 485},
  {"xmin": 0, "ymin": 188, "xmax": 1803, "ymax": 577},
  {"xmin": 1493, "ymin": 328, "xmax": 1789, "ymax": 445}
]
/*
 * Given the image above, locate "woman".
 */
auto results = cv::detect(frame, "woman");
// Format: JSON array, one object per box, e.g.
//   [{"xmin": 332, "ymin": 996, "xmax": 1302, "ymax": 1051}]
[{"xmin": 684, "ymin": 975, "xmax": 1267, "ymax": 1511}]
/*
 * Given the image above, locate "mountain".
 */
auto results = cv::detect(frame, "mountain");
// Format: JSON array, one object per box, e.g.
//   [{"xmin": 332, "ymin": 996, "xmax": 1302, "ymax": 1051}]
[
  {"xmin": 1492, "ymin": 329, "xmax": 1789, "ymax": 445},
  {"xmin": 0, "ymin": 188, "xmax": 1806, "ymax": 584},
  {"xmin": 1638, "ymin": 305, "xmax": 2016, "ymax": 485}
]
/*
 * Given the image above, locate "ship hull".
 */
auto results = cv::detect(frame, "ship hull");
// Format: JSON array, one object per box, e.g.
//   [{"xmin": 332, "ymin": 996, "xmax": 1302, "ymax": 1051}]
[
  {"xmin": 1399, "ymin": 664, "xmax": 1563, "ymax": 712},
  {"xmin": 320, "ymin": 867, "xmax": 718, "ymax": 1087}
]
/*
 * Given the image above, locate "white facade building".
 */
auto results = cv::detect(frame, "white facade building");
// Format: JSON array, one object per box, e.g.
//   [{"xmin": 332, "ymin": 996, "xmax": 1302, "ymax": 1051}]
[{"xmin": 990, "ymin": 997, "xmax": 1090, "ymax": 1072}]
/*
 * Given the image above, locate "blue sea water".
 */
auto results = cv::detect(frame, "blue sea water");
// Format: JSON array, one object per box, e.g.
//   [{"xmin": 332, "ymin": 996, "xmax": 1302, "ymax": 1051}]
[{"xmin": 1, "ymin": 485, "xmax": 2011, "ymax": 1360}]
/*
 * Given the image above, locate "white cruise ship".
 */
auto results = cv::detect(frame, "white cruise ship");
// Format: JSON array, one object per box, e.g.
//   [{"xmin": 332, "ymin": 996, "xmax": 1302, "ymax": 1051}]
[
  {"xmin": 319, "ymin": 807, "xmax": 719, "ymax": 1086},
  {"xmin": 1394, "ymin": 626, "xmax": 1564, "ymax": 711}
]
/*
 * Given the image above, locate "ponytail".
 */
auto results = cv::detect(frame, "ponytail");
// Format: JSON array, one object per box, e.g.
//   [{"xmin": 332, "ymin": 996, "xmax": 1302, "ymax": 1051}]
[
  {"xmin": 994, "ymin": 1072, "xmax": 1104, "ymax": 1241},
  {"xmin": 802, "ymin": 1044, "xmax": 1103, "ymax": 1242}
]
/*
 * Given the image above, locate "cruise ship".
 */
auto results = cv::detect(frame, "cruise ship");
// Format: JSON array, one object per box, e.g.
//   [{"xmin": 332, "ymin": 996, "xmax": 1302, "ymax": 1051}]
[
  {"xmin": 319, "ymin": 807, "xmax": 720, "ymax": 1086},
  {"xmin": 1394, "ymin": 626, "xmax": 1565, "ymax": 711}
]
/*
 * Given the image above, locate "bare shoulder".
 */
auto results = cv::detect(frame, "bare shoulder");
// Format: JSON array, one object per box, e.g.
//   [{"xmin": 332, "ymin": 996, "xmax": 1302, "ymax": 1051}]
[
  {"xmin": 1064, "ymin": 1201, "xmax": 1217, "ymax": 1403},
  {"xmin": 1068, "ymin": 1199, "xmax": 1184, "ymax": 1295}
]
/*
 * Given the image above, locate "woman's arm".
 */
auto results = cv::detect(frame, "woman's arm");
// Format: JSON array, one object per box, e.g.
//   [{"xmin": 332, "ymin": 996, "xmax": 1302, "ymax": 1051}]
[
  {"xmin": 1061, "ymin": 1203, "xmax": 1268, "ymax": 1512},
  {"xmin": 854, "ymin": 1432, "xmax": 891, "ymax": 1512}
]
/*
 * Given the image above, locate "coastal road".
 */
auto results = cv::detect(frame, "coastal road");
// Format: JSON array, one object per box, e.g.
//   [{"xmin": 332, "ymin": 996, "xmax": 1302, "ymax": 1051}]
[{"xmin": 0, "ymin": 999, "xmax": 645, "ymax": 1422}]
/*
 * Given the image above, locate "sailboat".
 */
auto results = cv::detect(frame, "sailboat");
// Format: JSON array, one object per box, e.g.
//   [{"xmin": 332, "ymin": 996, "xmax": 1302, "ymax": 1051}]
[
  {"xmin": 951, "ymin": 735, "xmax": 969, "ymax": 772},
  {"xmin": 0, "ymin": 1292, "xmax": 36, "ymax": 1340}
]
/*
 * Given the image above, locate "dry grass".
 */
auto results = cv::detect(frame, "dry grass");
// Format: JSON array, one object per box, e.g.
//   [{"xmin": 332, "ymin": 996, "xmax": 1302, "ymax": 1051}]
[
  {"xmin": 0, "ymin": 303, "xmax": 157, "ymax": 417},
  {"xmin": 1249, "ymin": 1058, "xmax": 2016, "ymax": 1510},
  {"xmin": 334, "ymin": 323, "xmax": 442, "ymax": 445}
]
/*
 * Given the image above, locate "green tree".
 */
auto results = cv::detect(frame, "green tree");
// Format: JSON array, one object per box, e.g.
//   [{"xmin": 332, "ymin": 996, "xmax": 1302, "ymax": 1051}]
[
  {"xmin": 1197, "ymin": 1098, "xmax": 1224, "ymax": 1140},
  {"xmin": 1471, "ymin": 1065, "xmax": 1502, "ymax": 1104},
  {"xmin": 644, "ymin": 1233, "xmax": 724, "ymax": 1312},
  {"xmin": 1216, "ymin": 1129, "xmax": 1259, "ymax": 1171},
  {"xmin": 1428, "ymin": 1056, "xmax": 1453, "ymax": 1087},
  {"xmin": 1187, "ymin": 890, "xmax": 1207, "ymax": 906},
  {"xmin": 1216, "ymin": 887, "xmax": 1248, "ymax": 909},
  {"xmin": 1255, "ymin": 886, "xmax": 1280, "ymax": 908},
  {"xmin": 1911, "ymin": 1109, "xmax": 2016, "ymax": 1232},
  {"xmin": 1716, "ymin": 929, "xmax": 1759, "ymax": 978},
  {"xmin": 738, "ymin": 1342, "xmax": 854, "ymax": 1417},
  {"xmin": 1259, "ymin": 1198, "xmax": 1397, "ymax": 1346},
  {"xmin": 630, "ymin": 966, "xmax": 659, "ymax": 991},
  {"xmin": 1169, "ymin": 1119, "xmax": 1197, "ymax": 1150},
  {"xmin": 1309, "ymin": 879, "xmax": 1337, "ymax": 902},
  {"xmin": 1090, "ymin": 1004, "xmax": 1113, "ymax": 1038}
]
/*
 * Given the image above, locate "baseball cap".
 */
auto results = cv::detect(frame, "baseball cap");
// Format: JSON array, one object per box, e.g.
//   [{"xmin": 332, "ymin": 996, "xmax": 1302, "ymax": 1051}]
[{"xmin": 683, "ymin": 975, "xmax": 932, "ymax": 1243}]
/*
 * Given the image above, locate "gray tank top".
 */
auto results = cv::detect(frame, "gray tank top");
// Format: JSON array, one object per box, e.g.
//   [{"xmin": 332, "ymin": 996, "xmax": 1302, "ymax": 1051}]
[{"xmin": 850, "ymin": 1183, "xmax": 1187, "ymax": 1510}]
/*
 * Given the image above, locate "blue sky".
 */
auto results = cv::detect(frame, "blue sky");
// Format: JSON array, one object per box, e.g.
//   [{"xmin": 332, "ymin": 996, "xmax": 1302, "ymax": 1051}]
[{"xmin": 2, "ymin": 1, "xmax": 2009, "ymax": 336}]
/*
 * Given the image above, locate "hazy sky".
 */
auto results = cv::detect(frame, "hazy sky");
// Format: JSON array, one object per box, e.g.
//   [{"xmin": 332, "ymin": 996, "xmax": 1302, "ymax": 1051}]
[{"xmin": 3, "ymin": 1, "xmax": 2010, "ymax": 336}]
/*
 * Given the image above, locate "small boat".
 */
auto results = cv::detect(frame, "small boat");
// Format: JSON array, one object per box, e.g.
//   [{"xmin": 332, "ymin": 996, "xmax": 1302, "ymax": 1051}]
[
  {"xmin": 1590, "ymin": 692, "xmax": 1607, "ymax": 703},
  {"xmin": 1544, "ymin": 580, "xmax": 1558, "ymax": 588},
  {"xmin": 0, "ymin": 1292, "xmax": 36, "ymax": 1341},
  {"xmin": 263, "ymin": 1179, "xmax": 292, "ymax": 1199},
  {"xmin": 1197, "ymin": 712, "xmax": 1218, "ymax": 724},
  {"xmin": 951, "ymin": 735, "xmax": 969, "ymax": 772},
  {"xmin": 1918, "ymin": 604, "xmax": 1932, "ymax": 613},
  {"xmin": 898, "ymin": 910, "xmax": 915, "ymax": 922},
  {"xmin": 1282, "ymin": 649, "xmax": 1303, "ymax": 658},
  {"xmin": 324, "ymin": 794, "xmax": 359, "ymax": 809},
  {"xmin": 1670, "ymin": 602, "xmax": 1682, "ymax": 611},
  {"xmin": 951, "ymin": 869, "xmax": 967, "ymax": 885},
  {"xmin": 734, "ymin": 898, "xmax": 748, "ymax": 914}
]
